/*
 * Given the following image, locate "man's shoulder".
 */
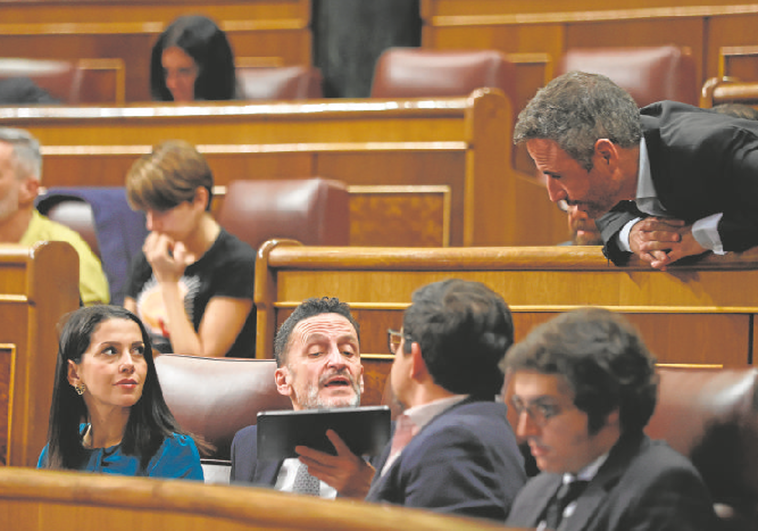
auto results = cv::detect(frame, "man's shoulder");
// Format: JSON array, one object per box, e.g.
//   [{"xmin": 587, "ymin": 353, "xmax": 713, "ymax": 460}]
[{"xmin": 232, "ymin": 424, "xmax": 258, "ymax": 448}]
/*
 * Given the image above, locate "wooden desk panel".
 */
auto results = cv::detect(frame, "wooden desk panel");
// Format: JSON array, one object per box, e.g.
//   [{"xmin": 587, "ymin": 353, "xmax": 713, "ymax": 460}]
[
  {"xmin": 0, "ymin": 242, "xmax": 79, "ymax": 467},
  {"xmin": 255, "ymin": 242, "xmax": 758, "ymax": 405},
  {"xmin": 2, "ymin": 94, "xmax": 567, "ymax": 248},
  {"xmin": 0, "ymin": 0, "xmax": 312, "ymax": 102}
]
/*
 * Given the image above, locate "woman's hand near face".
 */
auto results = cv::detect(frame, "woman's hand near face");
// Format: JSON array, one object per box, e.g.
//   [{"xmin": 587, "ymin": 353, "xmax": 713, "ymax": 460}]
[{"xmin": 143, "ymin": 233, "xmax": 195, "ymax": 283}]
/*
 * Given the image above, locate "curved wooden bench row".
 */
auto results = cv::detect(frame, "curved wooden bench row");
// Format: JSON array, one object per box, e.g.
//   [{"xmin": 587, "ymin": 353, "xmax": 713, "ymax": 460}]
[
  {"xmin": 255, "ymin": 240, "xmax": 758, "ymax": 369},
  {"xmin": 0, "ymin": 92, "xmax": 566, "ymax": 248},
  {"xmin": 0, "ymin": 0, "xmax": 312, "ymax": 103},
  {"xmin": 0, "ymin": 466, "xmax": 509, "ymax": 531}
]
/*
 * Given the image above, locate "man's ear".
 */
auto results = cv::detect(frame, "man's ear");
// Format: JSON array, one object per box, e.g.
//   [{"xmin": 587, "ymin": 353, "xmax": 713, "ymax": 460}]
[
  {"xmin": 193, "ymin": 186, "xmax": 209, "ymax": 210},
  {"xmin": 409, "ymin": 342, "xmax": 429, "ymax": 382},
  {"xmin": 274, "ymin": 366, "xmax": 291, "ymax": 397},
  {"xmin": 359, "ymin": 363, "xmax": 365, "ymax": 393},
  {"xmin": 605, "ymin": 408, "xmax": 620, "ymax": 428},
  {"xmin": 594, "ymin": 139, "xmax": 617, "ymax": 166},
  {"xmin": 19, "ymin": 177, "xmax": 39, "ymax": 206}
]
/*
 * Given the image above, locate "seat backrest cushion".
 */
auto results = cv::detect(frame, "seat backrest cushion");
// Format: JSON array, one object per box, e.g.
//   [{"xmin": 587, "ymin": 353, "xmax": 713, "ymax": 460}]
[
  {"xmin": 216, "ymin": 178, "xmax": 350, "ymax": 251},
  {"xmin": 370, "ymin": 47, "xmax": 517, "ymax": 105},
  {"xmin": 237, "ymin": 66, "xmax": 323, "ymax": 100},
  {"xmin": 154, "ymin": 355, "xmax": 293, "ymax": 462},
  {"xmin": 0, "ymin": 58, "xmax": 80, "ymax": 103},
  {"xmin": 645, "ymin": 367, "xmax": 758, "ymax": 523},
  {"xmin": 556, "ymin": 45, "xmax": 698, "ymax": 107}
]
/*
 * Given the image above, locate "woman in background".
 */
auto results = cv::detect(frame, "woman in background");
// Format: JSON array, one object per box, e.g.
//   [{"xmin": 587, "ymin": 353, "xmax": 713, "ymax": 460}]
[
  {"xmin": 123, "ymin": 140, "xmax": 256, "ymax": 358},
  {"xmin": 38, "ymin": 305, "xmax": 203, "ymax": 479},
  {"xmin": 150, "ymin": 15, "xmax": 238, "ymax": 102}
]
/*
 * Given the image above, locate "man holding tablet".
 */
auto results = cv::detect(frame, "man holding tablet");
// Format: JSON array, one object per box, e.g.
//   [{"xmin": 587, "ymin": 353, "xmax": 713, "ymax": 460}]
[
  {"xmin": 230, "ymin": 296, "xmax": 375, "ymax": 498},
  {"xmin": 364, "ymin": 279, "xmax": 526, "ymax": 521}
]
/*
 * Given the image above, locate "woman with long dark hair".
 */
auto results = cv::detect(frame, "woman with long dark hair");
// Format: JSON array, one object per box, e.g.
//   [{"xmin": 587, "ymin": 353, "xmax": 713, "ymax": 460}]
[
  {"xmin": 38, "ymin": 305, "xmax": 203, "ymax": 478},
  {"xmin": 150, "ymin": 15, "xmax": 238, "ymax": 102}
]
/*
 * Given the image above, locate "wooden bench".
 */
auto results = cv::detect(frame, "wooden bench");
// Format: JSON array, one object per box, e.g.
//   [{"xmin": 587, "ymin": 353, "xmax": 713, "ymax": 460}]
[
  {"xmin": 0, "ymin": 242, "xmax": 80, "ymax": 467},
  {"xmin": 420, "ymin": 0, "xmax": 758, "ymax": 134},
  {"xmin": 0, "ymin": 0, "xmax": 312, "ymax": 102},
  {"xmin": 0, "ymin": 92, "xmax": 566, "ymax": 248},
  {"xmin": 254, "ymin": 241, "xmax": 758, "ymax": 405},
  {"xmin": 0, "ymin": 466, "xmax": 509, "ymax": 531}
]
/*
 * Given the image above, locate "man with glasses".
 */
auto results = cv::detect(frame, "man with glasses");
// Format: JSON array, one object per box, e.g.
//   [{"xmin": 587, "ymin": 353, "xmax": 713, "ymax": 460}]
[
  {"xmin": 364, "ymin": 278, "xmax": 526, "ymax": 521},
  {"xmin": 503, "ymin": 307, "xmax": 717, "ymax": 531}
]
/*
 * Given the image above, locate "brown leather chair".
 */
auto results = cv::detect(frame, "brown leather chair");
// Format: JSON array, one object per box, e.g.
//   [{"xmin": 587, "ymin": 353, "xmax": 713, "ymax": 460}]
[
  {"xmin": 237, "ymin": 65, "xmax": 323, "ymax": 100},
  {"xmin": 645, "ymin": 367, "xmax": 758, "ymax": 529},
  {"xmin": 0, "ymin": 58, "xmax": 81, "ymax": 104},
  {"xmin": 154, "ymin": 354, "xmax": 293, "ymax": 483},
  {"xmin": 555, "ymin": 45, "xmax": 698, "ymax": 107},
  {"xmin": 370, "ymin": 48, "xmax": 517, "ymax": 105},
  {"xmin": 215, "ymin": 178, "xmax": 350, "ymax": 252}
]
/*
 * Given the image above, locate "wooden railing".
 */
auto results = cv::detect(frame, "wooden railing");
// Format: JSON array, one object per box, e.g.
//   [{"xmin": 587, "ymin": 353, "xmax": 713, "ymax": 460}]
[
  {"xmin": 0, "ymin": 466, "xmax": 509, "ymax": 531},
  {"xmin": 255, "ymin": 241, "xmax": 758, "ymax": 403},
  {"xmin": 0, "ymin": 242, "xmax": 80, "ymax": 467},
  {"xmin": 0, "ymin": 92, "xmax": 567, "ymax": 248},
  {"xmin": 0, "ymin": 0, "xmax": 312, "ymax": 102}
]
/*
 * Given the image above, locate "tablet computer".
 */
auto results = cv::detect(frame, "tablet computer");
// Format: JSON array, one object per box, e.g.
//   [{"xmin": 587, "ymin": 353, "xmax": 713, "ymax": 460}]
[{"xmin": 256, "ymin": 406, "xmax": 392, "ymax": 461}]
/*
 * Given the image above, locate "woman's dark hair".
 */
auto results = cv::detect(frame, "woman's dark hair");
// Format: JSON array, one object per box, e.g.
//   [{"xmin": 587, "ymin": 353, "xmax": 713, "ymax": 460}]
[
  {"xmin": 42, "ymin": 305, "xmax": 188, "ymax": 470},
  {"xmin": 150, "ymin": 15, "xmax": 237, "ymax": 101}
]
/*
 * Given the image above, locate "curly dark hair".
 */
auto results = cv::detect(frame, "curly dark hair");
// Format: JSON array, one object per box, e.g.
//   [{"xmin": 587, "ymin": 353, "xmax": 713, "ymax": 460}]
[{"xmin": 502, "ymin": 307, "xmax": 658, "ymax": 435}]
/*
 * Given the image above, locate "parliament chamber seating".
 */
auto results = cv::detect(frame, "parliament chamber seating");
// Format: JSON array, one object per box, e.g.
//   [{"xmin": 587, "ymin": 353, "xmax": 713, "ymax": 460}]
[
  {"xmin": 701, "ymin": 76, "xmax": 758, "ymax": 109},
  {"xmin": 215, "ymin": 178, "xmax": 350, "ymax": 251},
  {"xmin": 36, "ymin": 188, "xmax": 148, "ymax": 306},
  {"xmin": 0, "ymin": 57, "xmax": 124, "ymax": 104},
  {"xmin": 237, "ymin": 65, "xmax": 324, "ymax": 100},
  {"xmin": 370, "ymin": 47, "xmax": 517, "ymax": 105},
  {"xmin": 154, "ymin": 355, "xmax": 292, "ymax": 484},
  {"xmin": 555, "ymin": 45, "xmax": 699, "ymax": 107}
]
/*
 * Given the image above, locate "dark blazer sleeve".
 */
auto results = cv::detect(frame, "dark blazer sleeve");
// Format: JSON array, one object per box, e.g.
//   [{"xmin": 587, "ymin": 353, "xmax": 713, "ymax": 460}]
[
  {"xmin": 230, "ymin": 425, "xmax": 257, "ymax": 483},
  {"xmin": 596, "ymin": 201, "xmax": 647, "ymax": 266}
]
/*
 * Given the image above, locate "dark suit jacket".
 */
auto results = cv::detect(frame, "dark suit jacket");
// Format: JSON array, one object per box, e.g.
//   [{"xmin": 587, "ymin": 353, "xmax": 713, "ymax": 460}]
[
  {"xmin": 598, "ymin": 101, "xmax": 758, "ymax": 264},
  {"xmin": 365, "ymin": 398, "xmax": 526, "ymax": 521},
  {"xmin": 506, "ymin": 432, "xmax": 718, "ymax": 531},
  {"xmin": 229, "ymin": 424, "xmax": 282, "ymax": 487}
]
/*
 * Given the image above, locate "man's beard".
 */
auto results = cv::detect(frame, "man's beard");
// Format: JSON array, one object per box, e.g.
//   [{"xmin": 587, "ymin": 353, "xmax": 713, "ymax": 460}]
[{"xmin": 298, "ymin": 368, "xmax": 361, "ymax": 410}]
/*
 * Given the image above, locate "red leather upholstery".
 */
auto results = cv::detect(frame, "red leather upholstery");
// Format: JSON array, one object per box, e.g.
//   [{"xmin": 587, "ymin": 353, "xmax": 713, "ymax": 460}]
[
  {"xmin": 237, "ymin": 65, "xmax": 323, "ymax": 100},
  {"xmin": 0, "ymin": 58, "xmax": 81, "ymax": 103},
  {"xmin": 216, "ymin": 178, "xmax": 350, "ymax": 252},
  {"xmin": 555, "ymin": 45, "xmax": 698, "ymax": 107},
  {"xmin": 646, "ymin": 367, "xmax": 758, "ymax": 528},
  {"xmin": 154, "ymin": 355, "xmax": 292, "ymax": 475},
  {"xmin": 370, "ymin": 48, "xmax": 517, "ymax": 105}
]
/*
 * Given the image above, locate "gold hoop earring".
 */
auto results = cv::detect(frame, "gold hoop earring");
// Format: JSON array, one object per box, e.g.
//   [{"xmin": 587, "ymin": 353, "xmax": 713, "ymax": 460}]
[{"xmin": 74, "ymin": 383, "xmax": 86, "ymax": 396}]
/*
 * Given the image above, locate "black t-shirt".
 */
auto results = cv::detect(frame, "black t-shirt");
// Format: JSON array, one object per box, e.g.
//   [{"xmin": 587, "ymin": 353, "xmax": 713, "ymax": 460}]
[{"xmin": 127, "ymin": 229, "xmax": 256, "ymax": 358}]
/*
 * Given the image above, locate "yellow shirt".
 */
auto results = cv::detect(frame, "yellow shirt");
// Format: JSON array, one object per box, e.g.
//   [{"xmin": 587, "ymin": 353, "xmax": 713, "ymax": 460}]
[{"xmin": 20, "ymin": 210, "xmax": 110, "ymax": 305}]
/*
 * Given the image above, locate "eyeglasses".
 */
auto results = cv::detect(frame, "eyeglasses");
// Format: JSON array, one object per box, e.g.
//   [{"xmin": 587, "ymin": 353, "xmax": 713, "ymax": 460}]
[
  {"xmin": 509, "ymin": 396, "xmax": 571, "ymax": 426},
  {"xmin": 387, "ymin": 329, "xmax": 410, "ymax": 355}
]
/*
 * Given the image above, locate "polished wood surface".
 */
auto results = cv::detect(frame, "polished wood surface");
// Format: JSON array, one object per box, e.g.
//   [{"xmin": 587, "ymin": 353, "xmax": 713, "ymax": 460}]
[
  {"xmin": 0, "ymin": 466, "xmax": 513, "ymax": 531},
  {"xmin": 421, "ymin": 0, "xmax": 758, "ymax": 121},
  {"xmin": 255, "ymin": 241, "xmax": 758, "ymax": 402},
  {"xmin": 0, "ymin": 242, "xmax": 80, "ymax": 467},
  {"xmin": 0, "ymin": 92, "xmax": 566, "ymax": 248},
  {"xmin": 0, "ymin": 0, "xmax": 312, "ymax": 102}
]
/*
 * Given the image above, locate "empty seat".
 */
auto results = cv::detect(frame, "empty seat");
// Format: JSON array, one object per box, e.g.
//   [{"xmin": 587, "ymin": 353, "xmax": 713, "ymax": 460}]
[
  {"xmin": 215, "ymin": 178, "xmax": 350, "ymax": 252},
  {"xmin": 555, "ymin": 45, "xmax": 698, "ymax": 107},
  {"xmin": 154, "ymin": 354, "xmax": 293, "ymax": 483},
  {"xmin": 0, "ymin": 58, "xmax": 78, "ymax": 103},
  {"xmin": 370, "ymin": 48, "xmax": 517, "ymax": 104},
  {"xmin": 237, "ymin": 65, "xmax": 323, "ymax": 100}
]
